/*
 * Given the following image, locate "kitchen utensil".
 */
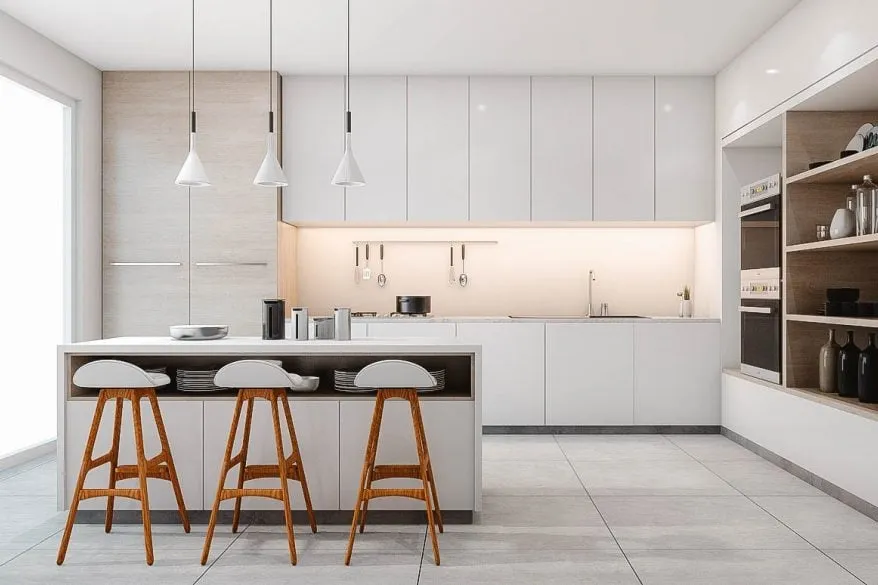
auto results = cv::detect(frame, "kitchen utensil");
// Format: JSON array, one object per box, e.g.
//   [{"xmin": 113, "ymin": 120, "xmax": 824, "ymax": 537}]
[
  {"xmin": 448, "ymin": 245, "xmax": 455, "ymax": 285},
  {"xmin": 600, "ymin": 302, "xmax": 609, "ymax": 316},
  {"xmin": 362, "ymin": 243, "xmax": 372, "ymax": 280},
  {"xmin": 377, "ymin": 243, "xmax": 387, "ymax": 287},
  {"xmin": 396, "ymin": 295, "xmax": 431, "ymax": 315},
  {"xmin": 354, "ymin": 245, "xmax": 361, "ymax": 284},
  {"xmin": 262, "ymin": 299, "xmax": 286, "ymax": 340},
  {"xmin": 458, "ymin": 244, "xmax": 468, "ymax": 287},
  {"xmin": 169, "ymin": 325, "xmax": 229, "ymax": 341},
  {"xmin": 816, "ymin": 224, "xmax": 829, "ymax": 241},
  {"xmin": 290, "ymin": 307, "xmax": 309, "ymax": 340},
  {"xmin": 826, "ymin": 288, "xmax": 860, "ymax": 302},
  {"xmin": 290, "ymin": 376, "xmax": 320, "ymax": 392},
  {"xmin": 310, "ymin": 316, "xmax": 334, "ymax": 339},
  {"xmin": 334, "ymin": 307, "xmax": 352, "ymax": 340}
]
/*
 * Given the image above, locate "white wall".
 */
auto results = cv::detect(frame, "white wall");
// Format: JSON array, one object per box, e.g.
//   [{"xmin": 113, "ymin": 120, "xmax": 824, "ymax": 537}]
[
  {"xmin": 717, "ymin": 0, "xmax": 878, "ymax": 139},
  {"xmin": 0, "ymin": 10, "xmax": 102, "ymax": 341},
  {"xmin": 294, "ymin": 227, "xmax": 702, "ymax": 317}
]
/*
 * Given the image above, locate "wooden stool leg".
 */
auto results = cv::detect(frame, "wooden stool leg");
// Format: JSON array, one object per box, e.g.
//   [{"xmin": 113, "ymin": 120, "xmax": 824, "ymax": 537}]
[
  {"xmin": 232, "ymin": 397, "xmax": 255, "ymax": 533},
  {"xmin": 410, "ymin": 394, "xmax": 440, "ymax": 565},
  {"xmin": 104, "ymin": 397, "xmax": 124, "ymax": 534},
  {"xmin": 147, "ymin": 391, "xmax": 190, "ymax": 533},
  {"xmin": 280, "ymin": 396, "xmax": 317, "ymax": 534},
  {"xmin": 201, "ymin": 393, "xmax": 245, "ymax": 566},
  {"xmin": 57, "ymin": 393, "xmax": 109, "ymax": 565},
  {"xmin": 130, "ymin": 395, "xmax": 154, "ymax": 566},
  {"xmin": 345, "ymin": 392, "xmax": 386, "ymax": 566},
  {"xmin": 270, "ymin": 393, "xmax": 297, "ymax": 565}
]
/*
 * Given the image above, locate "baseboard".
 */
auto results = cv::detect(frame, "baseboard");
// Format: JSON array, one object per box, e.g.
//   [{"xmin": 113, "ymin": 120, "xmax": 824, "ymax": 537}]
[
  {"xmin": 0, "ymin": 438, "xmax": 56, "ymax": 473},
  {"xmin": 483, "ymin": 425, "xmax": 721, "ymax": 435},
  {"xmin": 75, "ymin": 509, "xmax": 473, "ymax": 525},
  {"xmin": 722, "ymin": 427, "xmax": 878, "ymax": 522}
]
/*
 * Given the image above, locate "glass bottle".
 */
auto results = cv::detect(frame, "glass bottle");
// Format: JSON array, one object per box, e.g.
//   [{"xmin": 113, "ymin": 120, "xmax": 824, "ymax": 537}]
[
  {"xmin": 856, "ymin": 176, "xmax": 878, "ymax": 236},
  {"xmin": 818, "ymin": 329, "xmax": 840, "ymax": 393},
  {"xmin": 859, "ymin": 333, "xmax": 878, "ymax": 403},
  {"xmin": 837, "ymin": 330, "xmax": 860, "ymax": 398}
]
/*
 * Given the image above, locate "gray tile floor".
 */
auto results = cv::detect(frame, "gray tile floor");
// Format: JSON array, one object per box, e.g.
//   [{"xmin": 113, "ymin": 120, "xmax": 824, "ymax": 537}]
[{"xmin": 1, "ymin": 435, "xmax": 877, "ymax": 584}]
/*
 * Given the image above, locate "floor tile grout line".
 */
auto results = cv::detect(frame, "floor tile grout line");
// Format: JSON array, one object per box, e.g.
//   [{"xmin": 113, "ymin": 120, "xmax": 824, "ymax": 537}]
[
  {"xmin": 0, "ymin": 526, "xmax": 63, "ymax": 567},
  {"xmin": 553, "ymin": 434, "xmax": 645, "ymax": 585},
  {"xmin": 672, "ymin": 439, "xmax": 869, "ymax": 585},
  {"xmin": 192, "ymin": 522, "xmax": 250, "ymax": 585}
]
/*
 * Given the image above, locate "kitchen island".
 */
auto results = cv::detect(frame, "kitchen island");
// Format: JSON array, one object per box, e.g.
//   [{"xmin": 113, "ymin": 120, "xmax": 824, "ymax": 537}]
[{"xmin": 57, "ymin": 337, "xmax": 481, "ymax": 523}]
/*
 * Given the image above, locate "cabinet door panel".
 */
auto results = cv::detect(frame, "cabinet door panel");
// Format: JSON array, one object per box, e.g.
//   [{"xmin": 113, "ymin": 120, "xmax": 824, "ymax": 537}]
[
  {"xmin": 203, "ymin": 401, "xmax": 340, "ymax": 510},
  {"xmin": 65, "ymin": 401, "xmax": 203, "ymax": 510},
  {"xmin": 189, "ymin": 264, "xmax": 276, "ymax": 337},
  {"xmin": 593, "ymin": 77, "xmax": 655, "ymax": 221},
  {"xmin": 469, "ymin": 77, "xmax": 531, "ymax": 221},
  {"xmin": 407, "ymin": 76, "xmax": 469, "ymax": 221},
  {"xmin": 532, "ymin": 77, "xmax": 593, "ymax": 221},
  {"xmin": 655, "ymin": 77, "xmax": 715, "ymax": 221},
  {"xmin": 283, "ymin": 76, "xmax": 345, "ymax": 222},
  {"xmin": 546, "ymin": 323, "xmax": 634, "ymax": 425},
  {"xmin": 103, "ymin": 265, "xmax": 189, "ymax": 337},
  {"xmin": 457, "ymin": 322, "xmax": 545, "ymax": 426},
  {"xmin": 634, "ymin": 322, "xmax": 721, "ymax": 425},
  {"xmin": 366, "ymin": 322, "xmax": 456, "ymax": 338}
]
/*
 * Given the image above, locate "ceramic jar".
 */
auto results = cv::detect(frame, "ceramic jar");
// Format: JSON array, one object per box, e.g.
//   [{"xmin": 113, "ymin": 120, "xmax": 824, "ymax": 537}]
[
  {"xmin": 830, "ymin": 196, "xmax": 857, "ymax": 239},
  {"xmin": 818, "ymin": 329, "xmax": 840, "ymax": 393}
]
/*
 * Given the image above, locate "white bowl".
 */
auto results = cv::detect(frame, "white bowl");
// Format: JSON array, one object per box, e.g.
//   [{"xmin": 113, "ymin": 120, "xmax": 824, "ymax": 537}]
[{"xmin": 170, "ymin": 325, "xmax": 229, "ymax": 341}]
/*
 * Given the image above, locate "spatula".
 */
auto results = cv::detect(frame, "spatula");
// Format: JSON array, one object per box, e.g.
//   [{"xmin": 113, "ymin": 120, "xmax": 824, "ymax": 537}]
[{"xmin": 362, "ymin": 243, "xmax": 372, "ymax": 280}]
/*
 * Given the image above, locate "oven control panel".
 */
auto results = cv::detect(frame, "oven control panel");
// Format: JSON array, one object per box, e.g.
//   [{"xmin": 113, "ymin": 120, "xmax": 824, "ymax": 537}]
[
  {"xmin": 740, "ymin": 173, "xmax": 782, "ymax": 206},
  {"xmin": 741, "ymin": 268, "xmax": 780, "ymax": 300}
]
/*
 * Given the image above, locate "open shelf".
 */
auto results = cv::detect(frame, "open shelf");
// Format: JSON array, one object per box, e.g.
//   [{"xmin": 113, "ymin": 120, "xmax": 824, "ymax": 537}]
[
  {"xmin": 787, "ymin": 233, "xmax": 878, "ymax": 253},
  {"xmin": 786, "ymin": 147, "xmax": 878, "ymax": 185},
  {"xmin": 786, "ymin": 314, "xmax": 878, "ymax": 328}
]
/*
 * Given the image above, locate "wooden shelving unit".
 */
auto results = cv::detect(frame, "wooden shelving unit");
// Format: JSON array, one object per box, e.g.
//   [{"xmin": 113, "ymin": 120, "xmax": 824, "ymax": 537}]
[
  {"xmin": 787, "ymin": 233, "xmax": 878, "ymax": 253},
  {"xmin": 786, "ymin": 147, "xmax": 878, "ymax": 185},
  {"xmin": 786, "ymin": 314, "xmax": 878, "ymax": 328}
]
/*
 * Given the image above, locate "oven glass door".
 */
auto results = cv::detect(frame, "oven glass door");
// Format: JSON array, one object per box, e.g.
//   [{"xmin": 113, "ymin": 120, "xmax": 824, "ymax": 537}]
[
  {"xmin": 740, "ymin": 299, "xmax": 781, "ymax": 382},
  {"xmin": 740, "ymin": 195, "xmax": 781, "ymax": 271}
]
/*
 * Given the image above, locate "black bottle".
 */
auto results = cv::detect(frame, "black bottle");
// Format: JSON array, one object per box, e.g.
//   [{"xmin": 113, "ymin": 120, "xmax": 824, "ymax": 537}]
[
  {"xmin": 837, "ymin": 330, "xmax": 860, "ymax": 398},
  {"xmin": 858, "ymin": 333, "xmax": 878, "ymax": 403}
]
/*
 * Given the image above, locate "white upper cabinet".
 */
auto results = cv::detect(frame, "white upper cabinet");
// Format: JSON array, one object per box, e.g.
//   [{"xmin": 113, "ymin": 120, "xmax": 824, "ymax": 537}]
[
  {"xmin": 469, "ymin": 77, "xmax": 531, "ymax": 221},
  {"xmin": 407, "ymin": 76, "xmax": 469, "ymax": 221},
  {"xmin": 283, "ymin": 76, "xmax": 345, "ymax": 223},
  {"xmin": 593, "ymin": 77, "xmax": 655, "ymax": 221},
  {"xmin": 531, "ymin": 77, "xmax": 593, "ymax": 221},
  {"xmin": 345, "ymin": 76, "xmax": 407, "ymax": 222},
  {"xmin": 655, "ymin": 77, "xmax": 715, "ymax": 222}
]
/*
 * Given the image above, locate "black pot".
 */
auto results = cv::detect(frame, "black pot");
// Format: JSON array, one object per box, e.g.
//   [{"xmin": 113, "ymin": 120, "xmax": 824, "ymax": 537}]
[{"xmin": 396, "ymin": 295, "xmax": 431, "ymax": 315}]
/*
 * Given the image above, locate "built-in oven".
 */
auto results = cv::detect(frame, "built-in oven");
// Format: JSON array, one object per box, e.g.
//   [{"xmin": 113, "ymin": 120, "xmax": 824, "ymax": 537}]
[
  {"xmin": 740, "ymin": 174, "xmax": 781, "ymax": 271},
  {"xmin": 740, "ymin": 268, "xmax": 781, "ymax": 383}
]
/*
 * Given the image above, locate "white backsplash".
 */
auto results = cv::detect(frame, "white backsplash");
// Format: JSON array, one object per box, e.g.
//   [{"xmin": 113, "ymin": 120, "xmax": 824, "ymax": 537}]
[{"xmin": 293, "ymin": 227, "xmax": 703, "ymax": 317}]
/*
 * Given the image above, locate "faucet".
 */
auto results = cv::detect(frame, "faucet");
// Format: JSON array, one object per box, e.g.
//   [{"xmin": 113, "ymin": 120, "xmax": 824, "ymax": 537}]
[{"xmin": 586, "ymin": 269, "xmax": 596, "ymax": 317}]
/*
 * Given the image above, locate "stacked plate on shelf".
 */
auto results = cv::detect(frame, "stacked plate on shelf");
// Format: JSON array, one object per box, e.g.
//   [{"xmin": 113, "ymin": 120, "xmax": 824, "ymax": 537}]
[
  {"xmin": 176, "ymin": 360, "xmax": 284, "ymax": 393},
  {"xmin": 334, "ymin": 369, "xmax": 446, "ymax": 393}
]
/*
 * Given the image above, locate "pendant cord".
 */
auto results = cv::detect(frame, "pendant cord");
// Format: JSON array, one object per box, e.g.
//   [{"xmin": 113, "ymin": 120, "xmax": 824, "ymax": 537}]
[
  {"xmin": 191, "ymin": 0, "xmax": 195, "ymax": 113},
  {"xmin": 269, "ymin": 0, "xmax": 273, "ymax": 118},
  {"xmin": 346, "ymin": 0, "xmax": 350, "ymax": 112}
]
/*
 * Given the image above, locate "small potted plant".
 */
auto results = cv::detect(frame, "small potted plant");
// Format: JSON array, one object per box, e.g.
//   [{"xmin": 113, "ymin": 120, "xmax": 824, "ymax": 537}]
[{"xmin": 677, "ymin": 286, "xmax": 692, "ymax": 318}]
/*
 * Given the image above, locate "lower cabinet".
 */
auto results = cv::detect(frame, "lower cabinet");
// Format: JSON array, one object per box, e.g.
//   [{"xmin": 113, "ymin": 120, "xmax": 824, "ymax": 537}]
[
  {"xmin": 546, "ymin": 323, "xmax": 635, "ymax": 425},
  {"xmin": 64, "ymin": 400, "xmax": 204, "ymax": 510},
  {"xmin": 202, "ymin": 400, "xmax": 340, "ymax": 511},
  {"xmin": 339, "ymin": 400, "xmax": 475, "ymax": 510},
  {"xmin": 633, "ymin": 322, "xmax": 721, "ymax": 425},
  {"xmin": 457, "ymin": 322, "xmax": 545, "ymax": 426}
]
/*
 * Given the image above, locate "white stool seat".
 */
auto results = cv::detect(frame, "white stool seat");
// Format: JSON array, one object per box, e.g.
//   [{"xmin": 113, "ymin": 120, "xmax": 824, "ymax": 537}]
[
  {"xmin": 73, "ymin": 360, "xmax": 170, "ymax": 389},
  {"xmin": 354, "ymin": 360, "xmax": 436, "ymax": 389},
  {"xmin": 214, "ymin": 359, "xmax": 304, "ymax": 389}
]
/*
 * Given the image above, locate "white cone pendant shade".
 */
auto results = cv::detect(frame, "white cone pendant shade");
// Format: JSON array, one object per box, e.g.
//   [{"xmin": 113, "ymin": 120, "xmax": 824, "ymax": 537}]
[
  {"xmin": 176, "ymin": 131, "xmax": 210, "ymax": 187},
  {"xmin": 332, "ymin": 111, "xmax": 365, "ymax": 187},
  {"xmin": 254, "ymin": 131, "xmax": 288, "ymax": 187}
]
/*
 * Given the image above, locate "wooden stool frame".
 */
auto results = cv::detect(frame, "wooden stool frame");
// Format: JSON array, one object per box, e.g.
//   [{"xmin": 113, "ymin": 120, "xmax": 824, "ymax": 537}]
[
  {"xmin": 345, "ymin": 388, "xmax": 443, "ymax": 566},
  {"xmin": 57, "ymin": 388, "xmax": 190, "ymax": 566},
  {"xmin": 201, "ymin": 388, "xmax": 317, "ymax": 566}
]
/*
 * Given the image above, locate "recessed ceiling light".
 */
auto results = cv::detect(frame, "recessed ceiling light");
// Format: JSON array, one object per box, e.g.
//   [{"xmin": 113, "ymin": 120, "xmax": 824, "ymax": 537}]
[
  {"xmin": 477, "ymin": 104, "xmax": 488, "ymax": 112},
  {"xmin": 662, "ymin": 103, "xmax": 673, "ymax": 113},
  {"xmin": 765, "ymin": 68, "xmax": 780, "ymax": 75}
]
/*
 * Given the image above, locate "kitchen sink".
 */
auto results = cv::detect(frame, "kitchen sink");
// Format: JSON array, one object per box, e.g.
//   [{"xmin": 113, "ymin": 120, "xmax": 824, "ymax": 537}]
[{"xmin": 508, "ymin": 315, "xmax": 650, "ymax": 319}]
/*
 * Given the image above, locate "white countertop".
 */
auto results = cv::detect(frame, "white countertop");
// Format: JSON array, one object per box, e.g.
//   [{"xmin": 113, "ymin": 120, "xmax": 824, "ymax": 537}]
[
  {"xmin": 336, "ymin": 315, "xmax": 719, "ymax": 324},
  {"xmin": 61, "ymin": 337, "xmax": 481, "ymax": 355}
]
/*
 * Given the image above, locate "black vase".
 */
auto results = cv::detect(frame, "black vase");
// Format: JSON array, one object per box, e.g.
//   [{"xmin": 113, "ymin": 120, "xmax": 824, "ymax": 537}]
[
  {"xmin": 837, "ymin": 330, "xmax": 860, "ymax": 398},
  {"xmin": 859, "ymin": 333, "xmax": 878, "ymax": 403}
]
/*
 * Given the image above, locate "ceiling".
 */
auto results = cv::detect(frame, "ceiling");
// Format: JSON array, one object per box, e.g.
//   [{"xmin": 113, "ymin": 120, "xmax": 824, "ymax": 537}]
[{"xmin": 0, "ymin": 0, "xmax": 800, "ymax": 74}]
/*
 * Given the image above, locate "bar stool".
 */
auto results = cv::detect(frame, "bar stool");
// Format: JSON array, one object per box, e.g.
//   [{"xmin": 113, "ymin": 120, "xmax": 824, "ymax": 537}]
[
  {"xmin": 202, "ymin": 360, "xmax": 317, "ymax": 566},
  {"xmin": 57, "ymin": 360, "xmax": 190, "ymax": 566},
  {"xmin": 345, "ymin": 360, "xmax": 443, "ymax": 566}
]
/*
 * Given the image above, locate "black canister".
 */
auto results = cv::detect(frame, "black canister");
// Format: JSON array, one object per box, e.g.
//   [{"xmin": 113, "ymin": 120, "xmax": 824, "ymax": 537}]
[
  {"xmin": 837, "ymin": 330, "xmax": 860, "ymax": 398},
  {"xmin": 262, "ymin": 299, "xmax": 285, "ymax": 340},
  {"xmin": 858, "ymin": 333, "xmax": 878, "ymax": 403}
]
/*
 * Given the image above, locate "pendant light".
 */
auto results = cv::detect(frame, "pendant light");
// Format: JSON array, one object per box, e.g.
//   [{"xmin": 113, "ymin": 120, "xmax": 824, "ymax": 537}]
[
  {"xmin": 331, "ymin": 0, "xmax": 365, "ymax": 187},
  {"xmin": 176, "ymin": 0, "xmax": 210, "ymax": 187},
  {"xmin": 253, "ymin": 0, "xmax": 288, "ymax": 187}
]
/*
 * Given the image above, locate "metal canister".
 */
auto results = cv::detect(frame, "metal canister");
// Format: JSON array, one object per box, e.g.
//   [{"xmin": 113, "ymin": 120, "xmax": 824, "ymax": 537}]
[
  {"xmin": 333, "ymin": 307, "xmax": 352, "ymax": 341},
  {"xmin": 310, "ymin": 317, "xmax": 335, "ymax": 340},
  {"xmin": 291, "ymin": 307, "xmax": 309, "ymax": 341}
]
